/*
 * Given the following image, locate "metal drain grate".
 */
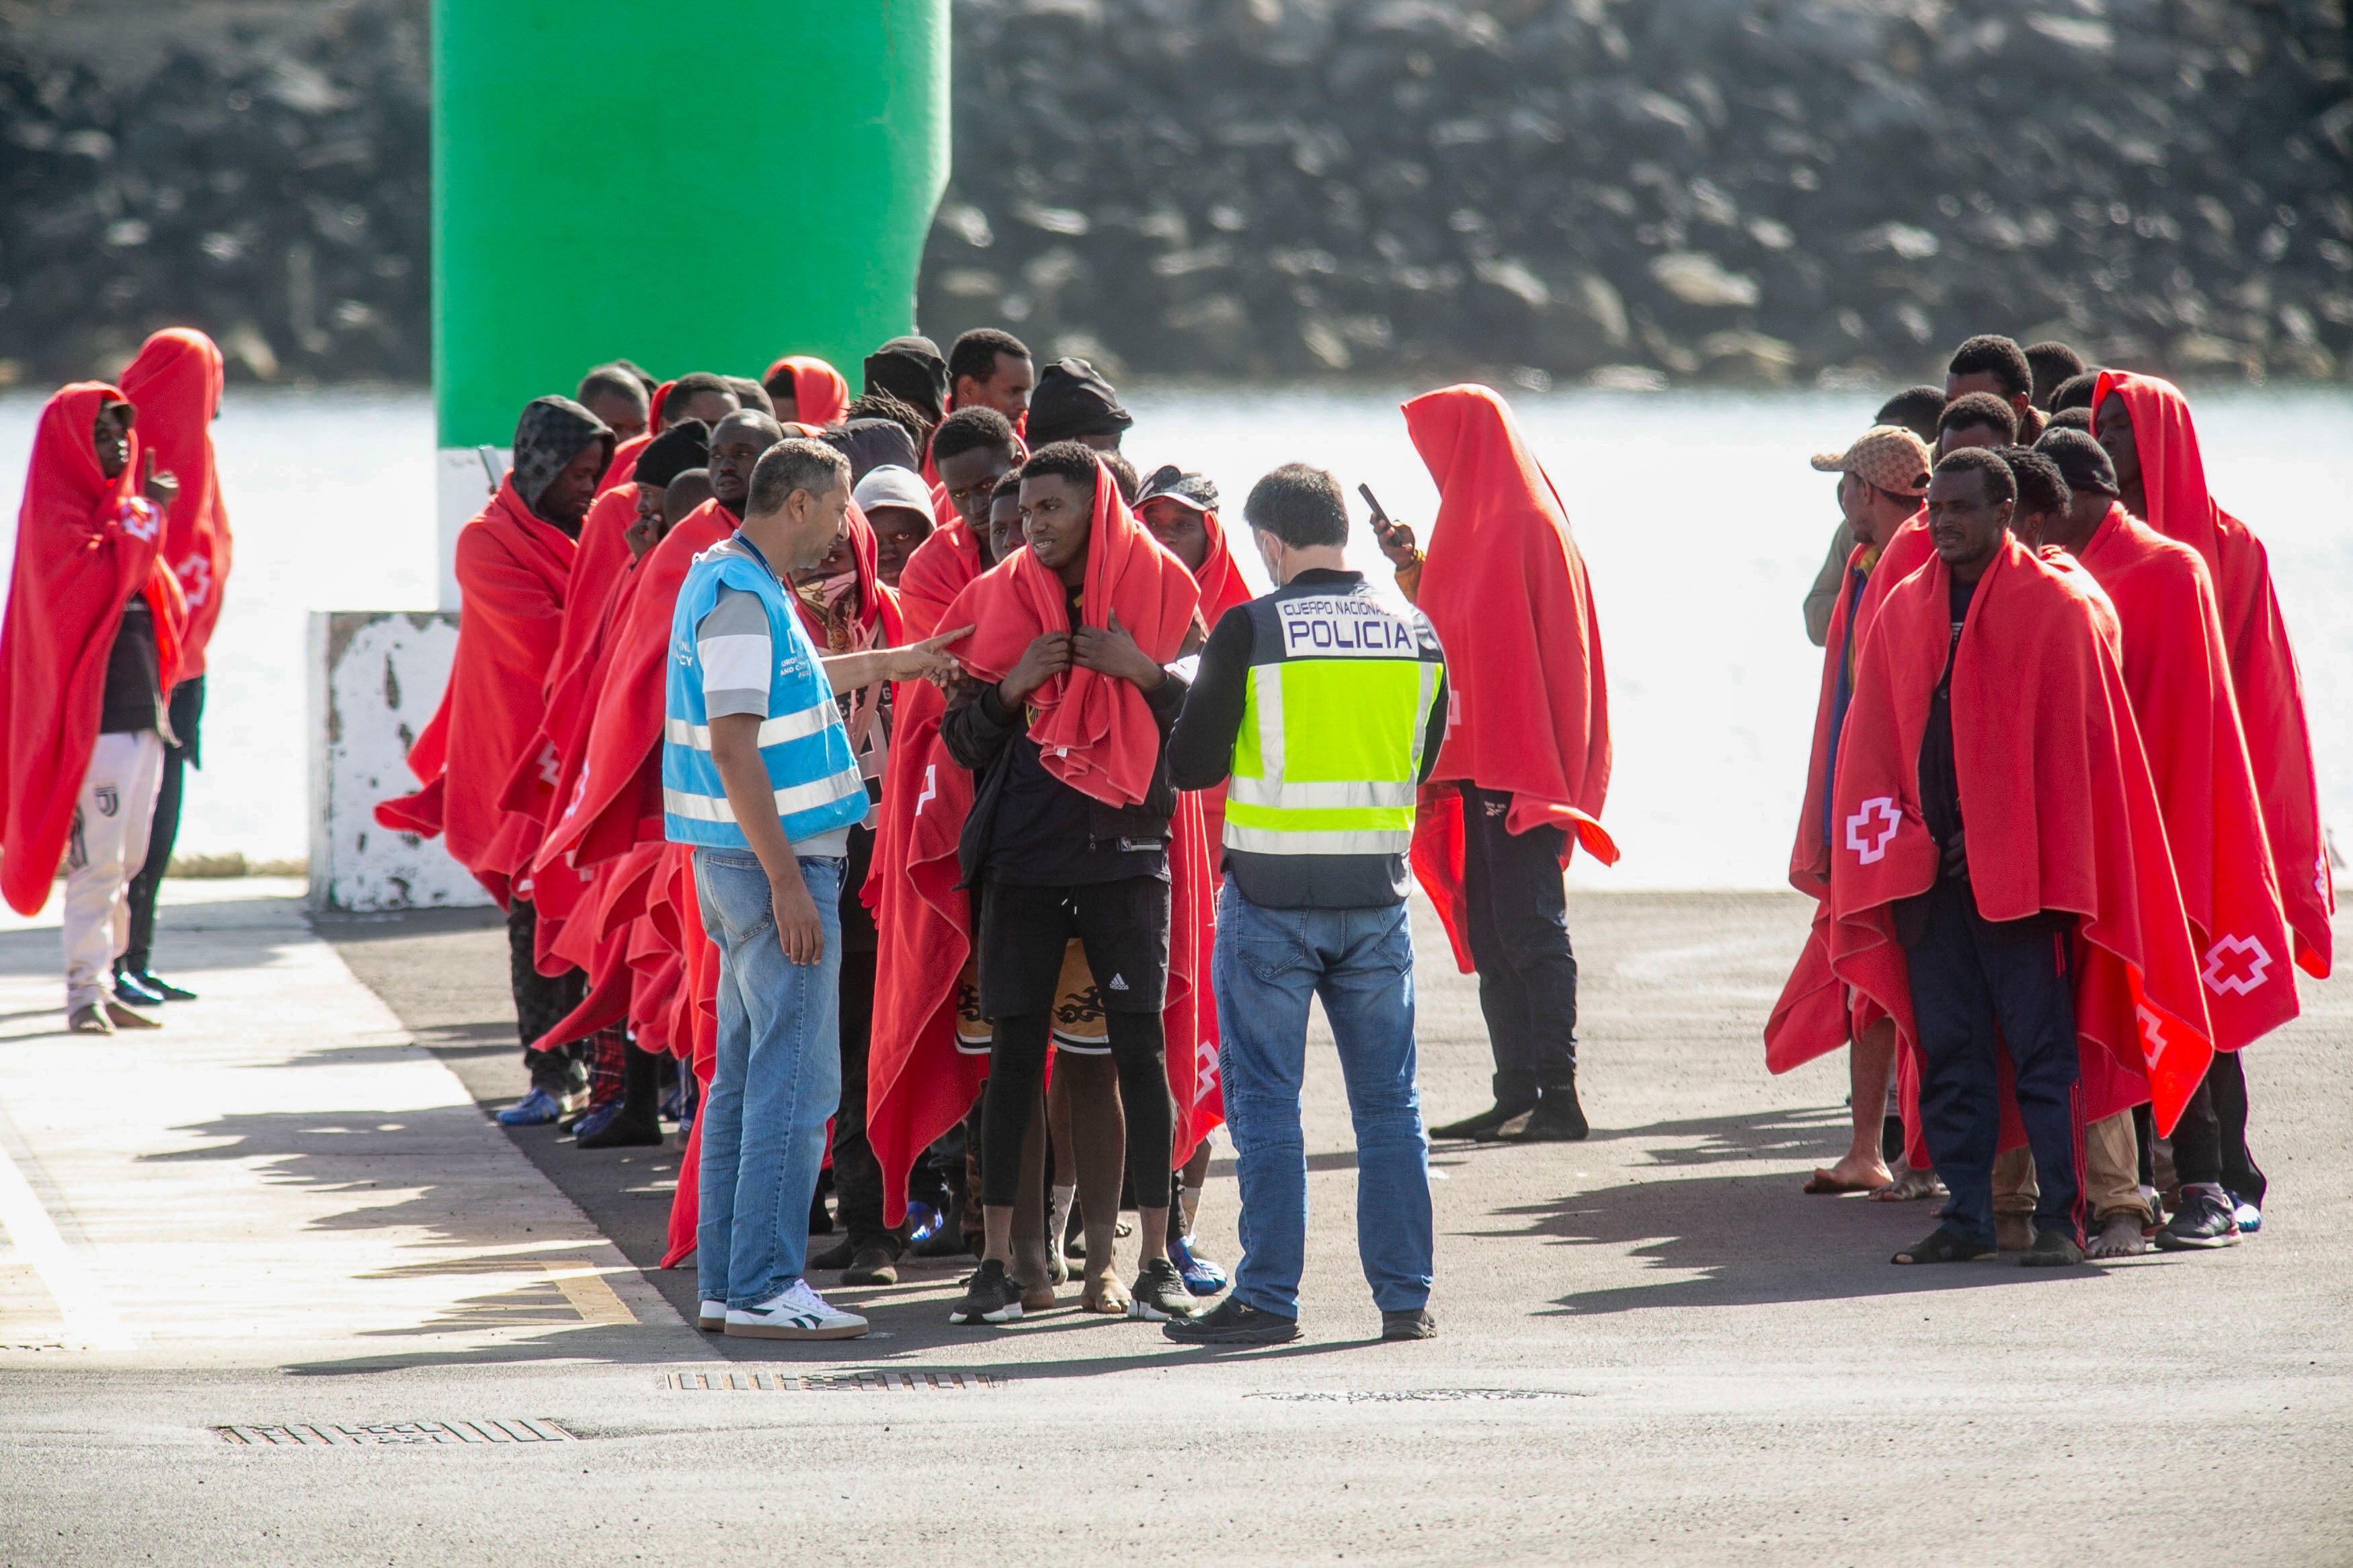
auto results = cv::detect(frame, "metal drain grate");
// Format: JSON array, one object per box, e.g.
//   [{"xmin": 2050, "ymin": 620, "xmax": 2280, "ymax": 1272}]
[
  {"xmin": 216, "ymin": 1419, "xmax": 571, "ymax": 1446},
  {"xmin": 1246, "ymin": 1389, "xmax": 1583, "ymax": 1404},
  {"xmin": 666, "ymin": 1369, "xmax": 996, "ymax": 1392}
]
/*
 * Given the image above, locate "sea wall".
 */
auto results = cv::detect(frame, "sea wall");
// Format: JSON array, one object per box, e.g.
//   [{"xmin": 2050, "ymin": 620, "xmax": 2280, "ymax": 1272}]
[{"xmin": 3, "ymin": 0, "xmax": 2347, "ymax": 388}]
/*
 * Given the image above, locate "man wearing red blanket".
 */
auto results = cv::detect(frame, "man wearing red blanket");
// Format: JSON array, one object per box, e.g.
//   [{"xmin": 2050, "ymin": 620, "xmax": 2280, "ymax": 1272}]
[
  {"xmin": 1403, "ymin": 385, "xmax": 1616, "ymax": 1146},
  {"xmin": 1837, "ymin": 450, "xmax": 2212, "ymax": 1268},
  {"xmin": 937, "ymin": 442, "xmax": 1203, "ymax": 1326},
  {"xmin": 2032, "ymin": 431, "xmax": 2293, "ymax": 1253},
  {"xmin": 376, "ymin": 396, "xmax": 612, "ymax": 1122},
  {"xmin": 1, "ymin": 383, "xmax": 184, "ymax": 1034}
]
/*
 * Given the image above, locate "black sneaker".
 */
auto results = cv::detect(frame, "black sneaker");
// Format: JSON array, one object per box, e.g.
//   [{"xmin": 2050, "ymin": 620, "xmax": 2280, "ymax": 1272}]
[
  {"xmin": 807, "ymin": 1236, "xmax": 857, "ymax": 1273},
  {"xmin": 1429, "ymin": 1100, "xmax": 1537, "ymax": 1141},
  {"xmin": 1507, "ymin": 1081, "xmax": 1589, "ymax": 1143},
  {"xmin": 840, "ymin": 1245, "xmax": 900, "ymax": 1287},
  {"xmin": 947, "ymin": 1259, "xmax": 1023, "ymax": 1325},
  {"xmin": 1381, "ymin": 1308, "xmax": 1435, "ymax": 1341},
  {"xmin": 1128, "ymin": 1258, "xmax": 1195, "ymax": 1321},
  {"xmin": 2153, "ymin": 1183, "xmax": 2241, "ymax": 1251},
  {"xmin": 2020, "ymin": 1229, "xmax": 2086, "ymax": 1267},
  {"xmin": 1162, "ymin": 1296, "xmax": 1301, "ymax": 1345}
]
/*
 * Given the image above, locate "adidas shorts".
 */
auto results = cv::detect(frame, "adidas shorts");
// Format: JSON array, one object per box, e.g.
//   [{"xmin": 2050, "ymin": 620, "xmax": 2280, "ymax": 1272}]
[{"xmin": 977, "ymin": 875, "xmax": 1169, "ymax": 1022}]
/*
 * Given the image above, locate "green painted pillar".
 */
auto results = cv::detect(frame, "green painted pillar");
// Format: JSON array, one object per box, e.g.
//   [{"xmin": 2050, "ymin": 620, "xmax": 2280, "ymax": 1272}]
[{"xmin": 430, "ymin": 0, "xmax": 949, "ymax": 604}]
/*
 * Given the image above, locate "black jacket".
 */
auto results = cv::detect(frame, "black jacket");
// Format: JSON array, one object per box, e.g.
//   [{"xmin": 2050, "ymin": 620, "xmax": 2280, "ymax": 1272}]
[{"xmin": 943, "ymin": 674, "xmax": 1189, "ymax": 889}]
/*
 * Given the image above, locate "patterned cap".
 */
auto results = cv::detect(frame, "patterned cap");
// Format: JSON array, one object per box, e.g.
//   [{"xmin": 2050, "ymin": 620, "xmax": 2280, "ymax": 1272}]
[{"xmin": 1810, "ymin": 424, "xmax": 1932, "ymax": 497}]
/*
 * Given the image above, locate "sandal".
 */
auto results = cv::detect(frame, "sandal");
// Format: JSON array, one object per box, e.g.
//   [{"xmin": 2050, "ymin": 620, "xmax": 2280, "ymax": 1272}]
[
  {"xmin": 1803, "ymin": 1169, "xmax": 1885, "ymax": 1195},
  {"xmin": 1892, "ymin": 1226, "xmax": 1993, "ymax": 1265}
]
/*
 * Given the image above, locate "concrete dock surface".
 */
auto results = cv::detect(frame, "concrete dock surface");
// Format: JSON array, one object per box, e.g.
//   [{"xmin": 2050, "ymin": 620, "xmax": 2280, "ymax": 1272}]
[{"xmin": 0, "ymin": 880, "xmax": 2345, "ymax": 1565}]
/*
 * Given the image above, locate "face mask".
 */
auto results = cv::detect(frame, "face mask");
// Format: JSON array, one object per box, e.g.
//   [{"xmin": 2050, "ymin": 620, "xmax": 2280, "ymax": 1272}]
[{"xmin": 1255, "ymin": 533, "xmax": 1283, "ymax": 583}]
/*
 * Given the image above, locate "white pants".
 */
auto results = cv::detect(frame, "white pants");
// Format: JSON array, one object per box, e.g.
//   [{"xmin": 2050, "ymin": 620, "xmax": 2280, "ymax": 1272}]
[{"xmin": 62, "ymin": 730, "xmax": 164, "ymax": 1013}]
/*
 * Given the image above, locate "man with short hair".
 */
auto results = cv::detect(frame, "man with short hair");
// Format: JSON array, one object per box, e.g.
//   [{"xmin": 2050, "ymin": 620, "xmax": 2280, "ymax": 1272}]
[
  {"xmin": 2022, "ymin": 341, "xmax": 2084, "ymax": 411},
  {"xmin": 1025, "ymin": 358, "xmax": 1133, "ymax": 452},
  {"xmin": 668, "ymin": 438, "xmax": 959, "ymax": 1340},
  {"xmin": 1160, "ymin": 464, "xmax": 1449, "ymax": 1345},
  {"xmin": 662, "ymin": 372, "xmax": 741, "ymax": 431},
  {"xmin": 577, "ymin": 364, "xmax": 651, "ymax": 444},
  {"xmin": 851, "ymin": 464, "xmax": 938, "ymax": 587},
  {"xmin": 1772, "ymin": 425, "xmax": 1932, "ymax": 1193},
  {"xmin": 1937, "ymin": 393, "xmax": 2017, "ymax": 455},
  {"xmin": 939, "ymin": 442, "xmax": 1201, "ymax": 1325},
  {"xmin": 2048, "ymin": 371, "xmax": 2103, "ymax": 415},
  {"xmin": 932, "ymin": 407, "xmax": 1023, "ymax": 539},
  {"xmin": 724, "ymin": 376, "xmax": 775, "ymax": 418},
  {"xmin": 707, "ymin": 410, "xmax": 786, "ymax": 520},
  {"xmin": 948, "ymin": 329, "xmax": 1035, "ymax": 423},
  {"xmin": 1837, "ymin": 449, "xmax": 2212, "ymax": 1268},
  {"xmin": 1945, "ymin": 334, "xmax": 2042, "ymax": 440}
]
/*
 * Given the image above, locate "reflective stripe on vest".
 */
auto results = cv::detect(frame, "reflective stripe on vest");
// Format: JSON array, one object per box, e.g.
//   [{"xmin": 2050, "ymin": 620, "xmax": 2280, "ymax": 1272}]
[{"xmin": 1226, "ymin": 602, "xmax": 1441, "ymax": 856}]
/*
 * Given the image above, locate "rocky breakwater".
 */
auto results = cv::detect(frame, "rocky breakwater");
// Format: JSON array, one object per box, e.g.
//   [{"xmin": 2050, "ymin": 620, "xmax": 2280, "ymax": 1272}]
[
  {"xmin": 920, "ymin": 0, "xmax": 2353, "ymax": 385},
  {"xmin": 0, "ymin": 0, "xmax": 428, "ymax": 386}
]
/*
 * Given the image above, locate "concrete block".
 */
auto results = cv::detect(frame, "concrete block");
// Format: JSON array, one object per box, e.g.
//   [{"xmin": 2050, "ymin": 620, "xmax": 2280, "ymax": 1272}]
[{"xmin": 307, "ymin": 610, "xmax": 489, "ymax": 912}]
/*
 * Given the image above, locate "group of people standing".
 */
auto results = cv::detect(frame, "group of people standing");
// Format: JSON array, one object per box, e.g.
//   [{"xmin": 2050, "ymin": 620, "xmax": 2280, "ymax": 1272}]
[
  {"xmin": 2, "ymin": 329, "xmax": 231, "ymax": 1033},
  {"xmin": 1767, "ymin": 334, "xmax": 2331, "ymax": 1267},
  {"xmin": 8, "ymin": 314, "xmax": 2307, "ymax": 1342},
  {"xmin": 369, "ymin": 329, "xmax": 1613, "ymax": 1342}
]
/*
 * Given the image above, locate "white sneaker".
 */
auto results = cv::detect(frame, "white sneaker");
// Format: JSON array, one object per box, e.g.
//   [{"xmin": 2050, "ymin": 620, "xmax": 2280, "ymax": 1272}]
[
  {"xmin": 697, "ymin": 1299, "xmax": 727, "ymax": 1331},
  {"xmin": 723, "ymin": 1280, "xmax": 869, "ymax": 1340}
]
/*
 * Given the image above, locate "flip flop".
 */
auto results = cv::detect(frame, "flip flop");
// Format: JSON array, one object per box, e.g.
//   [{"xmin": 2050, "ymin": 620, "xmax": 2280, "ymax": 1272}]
[{"xmin": 1803, "ymin": 1169, "xmax": 1883, "ymax": 1194}]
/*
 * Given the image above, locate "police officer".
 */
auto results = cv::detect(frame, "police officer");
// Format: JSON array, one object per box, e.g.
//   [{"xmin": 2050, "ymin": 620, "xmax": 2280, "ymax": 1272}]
[{"xmin": 1161, "ymin": 464, "xmax": 1449, "ymax": 1346}]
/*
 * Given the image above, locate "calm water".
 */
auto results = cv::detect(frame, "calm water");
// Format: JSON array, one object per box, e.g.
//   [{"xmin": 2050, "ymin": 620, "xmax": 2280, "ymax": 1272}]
[{"xmin": 3, "ymin": 383, "xmax": 2348, "ymax": 887}]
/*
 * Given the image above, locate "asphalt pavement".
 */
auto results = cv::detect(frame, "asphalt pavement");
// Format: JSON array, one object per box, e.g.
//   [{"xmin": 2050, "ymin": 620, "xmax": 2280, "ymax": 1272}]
[{"xmin": 0, "ymin": 879, "xmax": 2344, "ymax": 1566}]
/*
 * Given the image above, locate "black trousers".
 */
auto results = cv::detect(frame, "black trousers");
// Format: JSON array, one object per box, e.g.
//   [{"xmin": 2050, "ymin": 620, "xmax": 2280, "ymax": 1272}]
[
  {"xmin": 832, "ymin": 948, "xmax": 893, "ymax": 1251},
  {"xmin": 1903, "ymin": 878, "xmax": 2086, "ymax": 1248},
  {"xmin": 122, "ymin": 675, "xmax": 204, "ymax": 973},
  {"xmin": 506, "ymin": 898, "xmax": 586, "ymax": 1092},
  {"xmin": 2152, "ymin": 1051, "xmax": 2264, "ymax": 1204},
  {"xmin": 1460, "ymin": 782, "xmax": 1579, "ymax": 1102}
]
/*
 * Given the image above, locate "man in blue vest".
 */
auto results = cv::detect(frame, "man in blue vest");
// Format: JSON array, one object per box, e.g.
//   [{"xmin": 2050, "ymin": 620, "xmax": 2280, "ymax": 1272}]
[
  {"xmin": 1160, "ymin": 464, "xmax": 1451, "ymax": 1346},
  {"xmin": 664, "ymin": 438, "xmax": 961, "ymax": 1341}
]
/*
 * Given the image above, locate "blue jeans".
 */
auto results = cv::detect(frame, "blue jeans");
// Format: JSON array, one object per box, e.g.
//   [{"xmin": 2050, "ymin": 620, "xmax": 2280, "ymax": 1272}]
[
  {"xmin": 692, "ymin": 849, "xmax": 844, "ymax": 1309},
  {"xmin": 1213, "ymin": 885, "xmax": 1432, "ymax": 1317}
]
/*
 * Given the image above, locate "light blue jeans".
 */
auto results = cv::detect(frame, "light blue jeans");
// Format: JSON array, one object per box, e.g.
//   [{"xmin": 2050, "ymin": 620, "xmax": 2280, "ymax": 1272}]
[
  {"xmin": 692, "ymin": 849, "xmax": 843, "ymax": 1309},
  {"xmin": 1213, "ymin": 884, "xmax": 1432, "ymax": 1318}
]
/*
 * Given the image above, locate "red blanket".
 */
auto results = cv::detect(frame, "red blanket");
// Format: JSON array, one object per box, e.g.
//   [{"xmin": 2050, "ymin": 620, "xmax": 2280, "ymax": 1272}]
[
  {"xmin": 372, "ymin": 478, "xmax": 574, "ymax": 906},
  {"xmin": 862, "ymin": 679, "xmax": 986, "ymax": 1226},
  {"xmin": 1825, "ymin": 534, "xmax": 2212, "ymax": 1132},
  {"xmin": 941, "ymin": 457, "xmax": 1199, "ymax": 807},
  {"xmin": 765, "ymin": 356, "xmax": 848, "ymax": 428},
  {"xmin": 1401, "ymin": 384, "xmax": 1616, "ymax": 971},
  {"xmin": 2074, "ymin": 505, "xmax": 2297, "ymax": 1053},
  {"xmin": 2094, "ymin": 371, "xmax": 2331, "ymax": 979},
  {"xmin": 117, "ymin": 330, "xmax": 230, "ymax": 677},
  {"xmin": 1764, "ymin": 515, "xmax": 1929, "ymax": 1073},
  {"xmin": 898, "ymin": 519, "xmax": 986, "ymax": 639},
  {"xmin": 537, "ymin": 499, "xmax": 733, "ymax": 876},
  {"xmin": 1, "ymin": 382, "xmax": 185, "ymax": 914}
]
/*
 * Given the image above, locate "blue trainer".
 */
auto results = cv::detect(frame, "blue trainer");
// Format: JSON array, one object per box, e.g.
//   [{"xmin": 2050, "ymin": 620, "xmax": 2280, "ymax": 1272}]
[
  {"xmin": 496, "ymin": 1087, "xmax": 564, "ymax": 1126},
  {"xmin": 1167, "ymin": 1233, "xmax": 1228, "ymax": 1297},
  {"xmin": 570, "ymin": 1101, "xmax": 622, "ymax": 1141}
]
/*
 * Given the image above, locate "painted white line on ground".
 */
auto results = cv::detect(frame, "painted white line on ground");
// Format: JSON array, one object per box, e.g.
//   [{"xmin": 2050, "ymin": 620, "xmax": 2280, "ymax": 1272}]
[{"xmin": 0, "ymin": 1133, "xmax": 131, "ymax": 1351}]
